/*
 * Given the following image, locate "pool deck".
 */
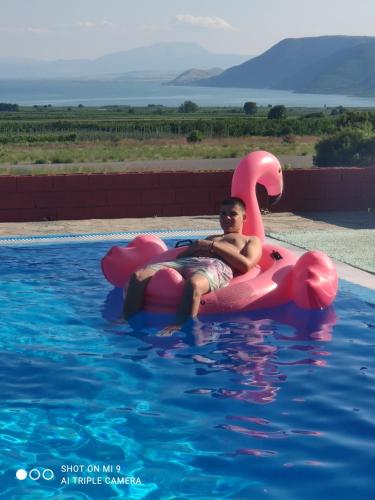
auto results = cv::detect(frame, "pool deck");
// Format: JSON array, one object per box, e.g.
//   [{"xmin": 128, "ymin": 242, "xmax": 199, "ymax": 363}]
[{"xmin": 0, "ymin": 211, "xmax": 374, "ymax": 290}]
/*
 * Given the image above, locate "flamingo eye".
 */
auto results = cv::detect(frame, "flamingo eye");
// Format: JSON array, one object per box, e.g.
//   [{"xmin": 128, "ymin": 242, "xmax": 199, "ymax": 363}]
[{"xmin": 278, "ymin": 168, "xmax": 281, "ymax": 173}]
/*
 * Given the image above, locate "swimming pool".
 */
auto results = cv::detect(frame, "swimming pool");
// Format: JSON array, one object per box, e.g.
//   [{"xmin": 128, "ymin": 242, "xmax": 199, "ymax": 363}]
[{"xmin": 1, "ymin": 235, "xmax": 374, "ymax": 499}]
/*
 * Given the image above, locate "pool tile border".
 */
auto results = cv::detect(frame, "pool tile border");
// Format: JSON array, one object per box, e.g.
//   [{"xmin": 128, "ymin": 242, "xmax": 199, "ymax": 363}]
[{"xmin": 0, "ymin": 228, "xmax": 218, "ymax": 246}]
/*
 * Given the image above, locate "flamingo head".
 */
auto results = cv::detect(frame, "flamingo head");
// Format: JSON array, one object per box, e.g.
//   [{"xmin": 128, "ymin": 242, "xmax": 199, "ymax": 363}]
[{"xmin": 231, "ymin": 151, "xmax": 283, "ymax": 239}]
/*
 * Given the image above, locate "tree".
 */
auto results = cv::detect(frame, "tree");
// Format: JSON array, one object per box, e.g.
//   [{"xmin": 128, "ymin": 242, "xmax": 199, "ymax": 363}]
[
  {"xmin": 178, "ymin": 100, "xmax": 199, "ymax": 113},
  {"xmin": 0, "ymin": 102, "xmax": 19, "ymax": 112},
  {"xmin": 243, "ymin": 101, "xmax": 257, "ymax": 115},
  {"xmin": 268, "ymin": 105, "xmax": 287, "ymax": 120}
]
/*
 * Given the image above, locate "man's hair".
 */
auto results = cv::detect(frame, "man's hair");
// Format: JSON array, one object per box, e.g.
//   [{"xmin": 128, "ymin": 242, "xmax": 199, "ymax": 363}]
[{"xmin": 221, "ymin": 197, "xmax": 246, "ymax": 211}]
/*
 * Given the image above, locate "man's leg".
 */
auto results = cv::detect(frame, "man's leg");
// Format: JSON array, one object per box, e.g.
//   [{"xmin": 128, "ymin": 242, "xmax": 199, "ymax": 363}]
[
  {"xmin": 123, "ymin": 267, "xmax": 157, "ymax": 319},
  {"xmin": 176, "ymin": 273, "xmax": 210, "ymax": 324},
  {"xmin": 157, "ymin": 272, "xmax": 210, "ymax": 336}
]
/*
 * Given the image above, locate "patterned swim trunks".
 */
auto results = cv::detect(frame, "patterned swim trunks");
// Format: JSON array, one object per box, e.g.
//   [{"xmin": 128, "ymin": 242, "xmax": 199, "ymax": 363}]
[{"xmin": 148, "ymin": 257, "xmax": 233, "ymax": 292}]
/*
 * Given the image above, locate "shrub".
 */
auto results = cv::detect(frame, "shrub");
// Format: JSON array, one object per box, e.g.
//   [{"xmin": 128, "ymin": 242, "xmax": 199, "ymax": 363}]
[
  {"xmin": 336, "ymin": 110, "xmax": 372, "ymax": 132},
  {"xmin": 314, "ymin": 129, "xmax": 375, "ymax": 167},
  {"xmin": 186, "ymin": 130, "xmax": 204, "ymax": 143},
  {"xmin": 51, "ymin": 155, "xmax": 74, "ymax": 164}
]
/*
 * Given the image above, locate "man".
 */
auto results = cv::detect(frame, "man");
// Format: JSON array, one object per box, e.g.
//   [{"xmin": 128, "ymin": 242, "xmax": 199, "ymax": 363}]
[{"xmin": 123, "ymin": 197, "xmax": 262, "ymax": 326}]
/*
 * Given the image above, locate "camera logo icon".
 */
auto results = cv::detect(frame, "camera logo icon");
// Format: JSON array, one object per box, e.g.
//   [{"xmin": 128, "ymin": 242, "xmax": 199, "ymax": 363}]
[{"xmin": 16, "ymin": 468, "xmax": 54, "ymax": 481}]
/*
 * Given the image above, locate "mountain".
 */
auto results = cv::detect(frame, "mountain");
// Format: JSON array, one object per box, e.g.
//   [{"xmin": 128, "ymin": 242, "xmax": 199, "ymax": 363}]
[
  {"xmin": 0, "ymin": 43, "xmax": 250, "ymax": 80},
  {"xmin": 168, "ymin": 67, "xmax": 223, "ymax": 85},
  {"xmin": 299, "ymin": 41, "xmax": 375, "ymax": 96},
  {"xmin": 92, "ymin": 43, "xmax": 247, "ymax": 74},
  {"xmin": 197, "ymin": 36, "xmax": 375, "ymax": 96}
]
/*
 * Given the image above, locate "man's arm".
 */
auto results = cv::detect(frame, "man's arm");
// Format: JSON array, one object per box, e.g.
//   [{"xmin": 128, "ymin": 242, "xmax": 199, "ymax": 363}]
[
  {"xmin": 176, "ymin": 236, "xmax": 218, "ymax": 259},
  {"xmin": 176, "ymin": 236, "xmax": 262, "ymax": 274},
  {"xmin": 211, "ymin": 237, "xmax": 262, "ymax": 274}
]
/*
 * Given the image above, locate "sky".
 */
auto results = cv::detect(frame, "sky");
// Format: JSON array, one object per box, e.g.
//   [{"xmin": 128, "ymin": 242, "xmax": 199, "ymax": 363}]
[{"xmin": 1, "ymin": 0, "xmax": 374, "ymax": 60}]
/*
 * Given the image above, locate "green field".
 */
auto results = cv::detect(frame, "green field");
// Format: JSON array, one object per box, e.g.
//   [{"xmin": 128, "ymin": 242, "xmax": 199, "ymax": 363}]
[{"xmin": 0, "ymin": 103, "xmax": 359, "ymax": 173}]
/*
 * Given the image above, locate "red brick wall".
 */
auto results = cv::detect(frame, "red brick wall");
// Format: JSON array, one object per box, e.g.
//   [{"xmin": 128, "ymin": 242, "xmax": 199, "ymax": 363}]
[
  {"xmin": 0, "ymin": 167, "xmax": 373, "ymax": 222},
  {"xmin": 276, "ymin": 167, "xmax": 375, "ymax": 212}
]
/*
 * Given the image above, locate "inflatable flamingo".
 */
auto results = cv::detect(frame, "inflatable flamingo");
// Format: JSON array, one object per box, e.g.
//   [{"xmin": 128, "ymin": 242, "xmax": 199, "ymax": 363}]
[{"xmin": 101, "ymin": 151, "xmax": 338, "ymax": 313}]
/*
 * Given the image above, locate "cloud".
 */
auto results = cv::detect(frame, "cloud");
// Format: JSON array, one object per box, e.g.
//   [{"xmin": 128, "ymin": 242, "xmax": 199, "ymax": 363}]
[
  {"xmin": 174, "ymin": 14, "xmax": 233, "ymax": 30},
  {"xmin": 27, "ymin": 28, "xmax": 50, "ymax": 34},
  {"xmin": 0, "ymin": 27, "xmax": 50, "ymax": 34},
  {"xmin": 75, "ymin": 20, "xmax": 116, "ymax": 31},
  {"xmin": 76, "ymin": 21, "xmax": 95, "ymax": 29}
]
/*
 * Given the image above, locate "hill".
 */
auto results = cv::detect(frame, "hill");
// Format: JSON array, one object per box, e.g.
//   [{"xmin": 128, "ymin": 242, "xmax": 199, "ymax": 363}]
[
  {"xmin": 168, "ymin": 67, "xmax": 223, "ymax": 85},
  {"xmin": 0, "ymin": 43, "xmax": 249, "ymax": 80},
  {"xmin": 197, "ymin": 36, "xmax": 375, "ymax": 96}
]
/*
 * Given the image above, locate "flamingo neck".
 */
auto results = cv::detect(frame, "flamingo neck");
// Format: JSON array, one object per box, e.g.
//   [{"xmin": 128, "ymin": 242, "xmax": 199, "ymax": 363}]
[{"xmin": 242, "ymin": 182, "xmax": 265, "ymax": 241}]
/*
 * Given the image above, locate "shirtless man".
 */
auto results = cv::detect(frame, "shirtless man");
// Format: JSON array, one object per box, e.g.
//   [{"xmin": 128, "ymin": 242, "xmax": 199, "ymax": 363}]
[{"xmin": 123, "ymin": 197, "xmax": 262, "ymax": 325}]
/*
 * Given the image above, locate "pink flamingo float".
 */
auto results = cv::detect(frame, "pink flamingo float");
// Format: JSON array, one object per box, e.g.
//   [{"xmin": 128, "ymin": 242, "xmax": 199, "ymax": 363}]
[{"xmin": 101, "ymin": 151, "xmax": 338, "ymax": 313}]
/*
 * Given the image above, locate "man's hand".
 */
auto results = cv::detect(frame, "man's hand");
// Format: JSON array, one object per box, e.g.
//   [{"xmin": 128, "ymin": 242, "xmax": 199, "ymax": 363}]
[
  {"xmin": 177, "ymin": 239, "xmax": 212, "ymax": 258},
  {"xmin": 212, "ymin": 237, "xmax": 261, "ymax": 274}
]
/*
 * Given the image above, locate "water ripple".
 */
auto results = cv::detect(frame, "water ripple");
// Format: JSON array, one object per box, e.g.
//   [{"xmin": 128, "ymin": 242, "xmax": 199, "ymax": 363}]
[{"xmin": 0, "ymin": 241, "xmax": 374, "ymax": 499}]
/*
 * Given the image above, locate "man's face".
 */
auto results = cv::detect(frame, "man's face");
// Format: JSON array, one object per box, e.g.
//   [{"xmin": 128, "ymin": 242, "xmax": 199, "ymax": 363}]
[{"xmin": 219, "ymin": 203, "xmax": 246, "ymax": 233}]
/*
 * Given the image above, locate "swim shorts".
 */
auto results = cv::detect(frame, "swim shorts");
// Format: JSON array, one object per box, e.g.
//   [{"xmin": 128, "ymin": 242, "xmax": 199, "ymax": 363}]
[{"xmin": 147, "ymin": 257, "xmax": 233, "ymax": 292}]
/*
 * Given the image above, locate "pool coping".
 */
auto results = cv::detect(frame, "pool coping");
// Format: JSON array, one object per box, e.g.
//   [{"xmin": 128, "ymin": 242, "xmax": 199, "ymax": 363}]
[
  {"xmin": 0, "ymin": 228, "xmax": 373, "ymax": 291},
  {"xmin": 0, "ymin": 228, "xmax": 217, "ymax": 246}
]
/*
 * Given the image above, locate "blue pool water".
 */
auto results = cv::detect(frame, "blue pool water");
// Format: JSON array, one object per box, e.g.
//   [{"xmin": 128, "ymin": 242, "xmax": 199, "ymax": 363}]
[{"xmin": 0, "ymin": 238, "xmax": 374, "ymax": 499}]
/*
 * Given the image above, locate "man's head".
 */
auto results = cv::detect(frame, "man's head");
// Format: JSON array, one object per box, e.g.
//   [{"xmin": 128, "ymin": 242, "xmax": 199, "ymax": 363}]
[{"xmin": 219, "ymin": 197, "xmax": 246, "ymax": 234}]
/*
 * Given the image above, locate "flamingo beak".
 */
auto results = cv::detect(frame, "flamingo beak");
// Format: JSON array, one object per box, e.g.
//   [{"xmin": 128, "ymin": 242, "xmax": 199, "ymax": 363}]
[{"xmin": 269, "ymin": 193, "xmax": 282, "ymax": 206}]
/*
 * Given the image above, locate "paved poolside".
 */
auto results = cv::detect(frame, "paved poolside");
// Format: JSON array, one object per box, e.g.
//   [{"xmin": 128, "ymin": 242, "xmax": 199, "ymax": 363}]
[
  {"xmin": 0, "ymin": 211, "xmax": 373, "ymax": 290},
  {"xmin": 1, "ymin": 211, "xmax": 373, "ymax": 237}
]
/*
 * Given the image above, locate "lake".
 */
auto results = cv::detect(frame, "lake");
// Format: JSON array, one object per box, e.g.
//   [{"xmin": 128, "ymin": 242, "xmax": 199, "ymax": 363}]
[{"xmin": 1, "ymin": 79, "xmax": 375, "ymax": 108}]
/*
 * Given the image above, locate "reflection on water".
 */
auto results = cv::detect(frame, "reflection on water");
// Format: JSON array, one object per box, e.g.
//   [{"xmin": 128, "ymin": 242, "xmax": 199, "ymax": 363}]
[{"xmin": 103, "ymin": 287, "xmax": 337, "ymax": 406}]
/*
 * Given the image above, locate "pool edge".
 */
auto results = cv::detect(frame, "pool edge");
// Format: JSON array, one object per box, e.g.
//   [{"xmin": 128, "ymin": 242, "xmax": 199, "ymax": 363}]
[{"xmin": 0, "ymin": 229, "xmax": 373, "ymax": 292}]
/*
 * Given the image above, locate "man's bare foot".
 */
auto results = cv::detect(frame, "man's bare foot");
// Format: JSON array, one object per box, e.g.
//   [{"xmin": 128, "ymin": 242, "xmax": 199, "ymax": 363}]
[{"xmin": 157, "ymin": 324, "xmax": 182, "ymax": 337}]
